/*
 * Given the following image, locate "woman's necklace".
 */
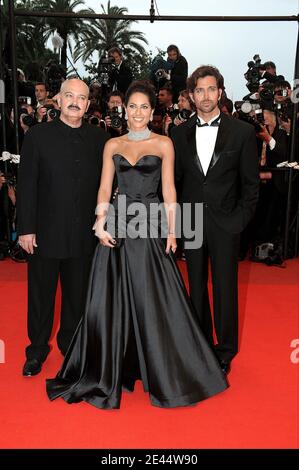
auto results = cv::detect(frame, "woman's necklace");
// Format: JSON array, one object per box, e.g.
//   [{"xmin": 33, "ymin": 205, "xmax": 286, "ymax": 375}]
[{"xmin": 127, "ymin": 127, "xmax": 151, "ymax": 141}]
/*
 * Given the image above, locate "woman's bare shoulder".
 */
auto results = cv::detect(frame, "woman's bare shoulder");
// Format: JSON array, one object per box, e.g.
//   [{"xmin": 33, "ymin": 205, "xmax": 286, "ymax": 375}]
[
  {"xmin": 152, "ymin": 134, "xmax": 174, "ymax": 153},
  {"xmin": 104, "ymin": 136, "xmax": 126, "ymax": 155}
]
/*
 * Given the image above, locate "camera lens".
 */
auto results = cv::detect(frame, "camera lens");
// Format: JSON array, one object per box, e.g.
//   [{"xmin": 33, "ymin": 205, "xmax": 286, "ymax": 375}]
[
  {"xmin": 178, "ymin": 109, "xmax": 191, "ymax": 120},
  {"xmin": 21, "ymin": 113, "xmax": 35, "ymax": 127},
  {"xmin": 48, "ymin": 108, "xmax": 60, "ymax": 120},
  {"xmin": 111, "ymin": 116, "xmax": 122, "ymax": 128},
  {"xmin": 90, "ymin": 116, "xmax": 100, "ymax": 125}
]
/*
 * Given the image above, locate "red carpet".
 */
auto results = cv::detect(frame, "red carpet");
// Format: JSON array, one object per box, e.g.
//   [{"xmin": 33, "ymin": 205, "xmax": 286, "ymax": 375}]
[{"xmin": 0, "ymin": 258, "xmax": 298, "ymax": 449}]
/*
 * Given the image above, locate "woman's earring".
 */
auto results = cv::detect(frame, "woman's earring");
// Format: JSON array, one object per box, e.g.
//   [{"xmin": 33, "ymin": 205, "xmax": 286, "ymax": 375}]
[
  {"xmin": 125, "ymin": 112, "xmax": 128, "ymax": 120},
  {"xmin": 150, "ymin": 114, "xmax": 153, "ymax": 122}
]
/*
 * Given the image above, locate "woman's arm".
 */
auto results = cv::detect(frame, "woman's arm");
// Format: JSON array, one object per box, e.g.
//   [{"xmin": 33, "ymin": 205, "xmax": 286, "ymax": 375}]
[
  {"xmin": 161, "ymin": 137, "xmax": 177, "ymax": 254},
  {"xmin": 93, "ymin": 140, "xmax": 117, "ymax": 247}
]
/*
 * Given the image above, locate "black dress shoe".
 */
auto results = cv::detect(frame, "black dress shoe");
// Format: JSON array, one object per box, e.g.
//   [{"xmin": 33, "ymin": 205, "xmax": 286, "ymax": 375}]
[
  {"xmin": 219, "ymin": 361, "xmax": 231, "ymax": 375},
  {"xmin": 22, "ymin": 359, "xmax": 42, "ymax": 376}
]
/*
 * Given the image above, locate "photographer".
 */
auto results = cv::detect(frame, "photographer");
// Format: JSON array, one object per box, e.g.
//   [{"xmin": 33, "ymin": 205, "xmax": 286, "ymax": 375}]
[
  {"xmin": 164, "ymin": 89, "xmax": 195, "ymax": 136},
  {"xmin": 220, "ymin": 97, "xmax": 234, "ymax": 116},
  {"xmin": 274, "ymin": 81, "xmax": 292, "ymax": 135},
  {"xmin": 263, "ymin": 61, "xmax": 276, "ymax": 77},
  {"xmin": 35, "ymin": 83, "xmax": 49, "ymax": 108},
  {"xmin": 36, "ymin": 98, "xmax": 61, "ymax": 124},
  {"xmin": 89, "ymin": 81, "xmax": 103, "ymax": 107},
  {"xmin": 166, "ymin": 45, "xmax": 188, "ymax": 102},
  {"xmin": 149, "ymin": 53, "xmax": 171, "ymax": 92},
  {"xmin": 158, "ymin": 85, "xmax": 174, "ymax": 113},
  {"xmin": 104, "ymin": 90, "xmax": 127, "ymax": 137},
  {"xmin": 249, "ymin": 105, "xmax": 289, "ymax": 264},
  {"xmin": 17, "ymin": 100, "xmax": 37, "ymax": 135},
  {"xmin": 43, "ymin": 60, "xmax": 66, "ymax": 98},
  {"xmin": 107, "ymin": 47, "xmax": 133, "ymax": 95},
  {"xmin": 85, "ymin": 103, "xmax": 106, "ymax": 130}
]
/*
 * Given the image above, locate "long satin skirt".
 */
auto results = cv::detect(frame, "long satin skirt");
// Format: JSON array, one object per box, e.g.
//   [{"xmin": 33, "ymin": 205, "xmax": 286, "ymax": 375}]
[{"xmin": 46, "ymin": 235, "xmax": 228, "ymax": 409}]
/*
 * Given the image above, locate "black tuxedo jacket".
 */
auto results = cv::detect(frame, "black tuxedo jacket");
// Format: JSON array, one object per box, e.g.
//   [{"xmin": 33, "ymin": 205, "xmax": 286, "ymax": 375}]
[{"xmin": 171, "ymin": 112, "xmax": 259, "ymax": 234}]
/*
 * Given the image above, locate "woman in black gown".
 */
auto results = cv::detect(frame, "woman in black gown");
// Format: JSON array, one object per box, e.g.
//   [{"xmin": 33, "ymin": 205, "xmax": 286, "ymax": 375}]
[{"xmin": 46, "ymin": 81, "xmax": 228, "ymax": 409}]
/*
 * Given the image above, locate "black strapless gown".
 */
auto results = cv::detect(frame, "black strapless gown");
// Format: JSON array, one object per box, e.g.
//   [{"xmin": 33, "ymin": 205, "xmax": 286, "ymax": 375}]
[{"xmin": 46, "ymin": 155, "xmax": 228, "ymax": 409}]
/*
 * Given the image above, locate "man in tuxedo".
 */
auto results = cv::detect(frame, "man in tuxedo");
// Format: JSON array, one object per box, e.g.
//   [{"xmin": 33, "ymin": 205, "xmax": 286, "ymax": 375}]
[
  {"xmin": 17, "ymin": 78, "xmax": 109, "ymax": 376},
  {"xmin": 108, "ymin": 47, "xmax": 133, "ymax": 95},
  {"xmin": 171, "ymin": 65, "xmax": 259, "ymax": 374}
]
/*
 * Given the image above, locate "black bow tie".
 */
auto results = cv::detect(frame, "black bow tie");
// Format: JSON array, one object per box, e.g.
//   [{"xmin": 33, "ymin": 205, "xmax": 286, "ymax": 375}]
[{"xmin": 197, "ymin": 117, "xmax": 220, "ymax": 127}]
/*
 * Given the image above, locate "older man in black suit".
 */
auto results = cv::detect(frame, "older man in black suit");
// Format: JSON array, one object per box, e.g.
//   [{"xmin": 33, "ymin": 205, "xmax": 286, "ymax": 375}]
[
  {"xmin": 18, "ymin": 78, "xmax": 109, "ymax": 376},
  {"xmin": 171, "ymin": 65, "xmax": 259, "ymax": 374}
]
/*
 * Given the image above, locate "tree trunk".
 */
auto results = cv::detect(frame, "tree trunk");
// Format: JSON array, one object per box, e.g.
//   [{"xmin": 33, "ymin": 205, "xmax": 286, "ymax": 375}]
[{"xmin": 58, "ymin": 30, "xmax": 67, "ymax": 72}]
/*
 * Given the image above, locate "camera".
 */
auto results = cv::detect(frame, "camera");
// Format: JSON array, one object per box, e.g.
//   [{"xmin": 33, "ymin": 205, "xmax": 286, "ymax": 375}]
[
  {"xmin": 177, "ymin": 108, "xmax": 192, "ymax": 121},
  {"xmin": 275, "ymin": 88, "xmax": 288, "ymax": 98},
  {"xmin": 97, "ymin": 54, "xmax": 116, "ymax": 86},
  {"xmin": 166, "ymin": 105, "xmax": 191, "ymax": 123},
  {"xmin": 237, "ymin": 55, "xmax": 289, "ymax": 131},
  {"xmin": 150, "ymin": 54, "xmax": 171, "ymax": 85},
  {"xmin": 41, "ymin": 104, "xmax": 61, "ymax": 122},
  {"xmin": 18, "ymin": 96, "xmax": 31, "ymax": 106},
  {"xmin": 244, "ymin": 54, "xmax": 264, "ymax": 92},
  {"xmin": 234, "ymin": 100, "xmax": 264, "ymax": 132},
  {"xmin": 155, "ymin": 69, "xmax": 169, "ymax": 80},
  {"xmin": 19, "ymin": 107, "xmax": 36, "ymax": 128},
  {"xmin": 89, "ymin": 115, "xmax": 100, "ymax": 125},
  {"xmin": 17, "ymin": 96, "xmax": 36, "ymax": 127},
  {"xmin": 275, "ymin": 99, "xmax": 293, "ymax": 122},
  {"xmin": 108, "ymin": 106, "xmax": 123, "ymax": 129},
  {"xmin": 88, "ymin": 115, "xmax": 107, "ymax": 130}
]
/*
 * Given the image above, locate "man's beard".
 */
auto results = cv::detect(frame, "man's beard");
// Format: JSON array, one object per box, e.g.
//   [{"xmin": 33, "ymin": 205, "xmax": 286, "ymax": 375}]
[{"xmin": 198, "ymin": 101, "xmax": 218, "ymax": 114}]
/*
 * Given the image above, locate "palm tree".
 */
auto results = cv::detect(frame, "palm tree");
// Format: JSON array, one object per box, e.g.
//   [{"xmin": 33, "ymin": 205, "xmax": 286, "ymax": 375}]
[
  {"xmin": 74, "ymin": 1, "xmax": 148, "ymax": 64},
  {"xmin": 1, "ymin": 0, "xmax": 56, "ymax": 77},
  {"xmin": 38, "ymin": 0, "xmax": 94, "ymax": 70}
]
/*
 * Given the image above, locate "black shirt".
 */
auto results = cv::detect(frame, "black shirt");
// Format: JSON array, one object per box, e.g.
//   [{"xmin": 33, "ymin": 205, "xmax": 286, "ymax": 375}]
[{"xmin": 17, "ymin": 118, "xmax": 109, "ymax": 258}]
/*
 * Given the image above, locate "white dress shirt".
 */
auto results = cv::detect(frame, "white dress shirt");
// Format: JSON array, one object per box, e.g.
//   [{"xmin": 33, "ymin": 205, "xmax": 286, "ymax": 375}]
[{"xmin": 196, "ymin": 113, "xmax": 221, "ymax": 175}]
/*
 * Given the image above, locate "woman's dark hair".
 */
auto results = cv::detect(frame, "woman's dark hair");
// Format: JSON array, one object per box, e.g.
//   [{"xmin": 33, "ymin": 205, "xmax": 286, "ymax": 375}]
[
  {"xmin": 124, "ymin": 80, "xmax": 156, "ymax": 108},
  {"xmin": 187, "ymin": 65, "xmax": 224, "ymax": 93}
]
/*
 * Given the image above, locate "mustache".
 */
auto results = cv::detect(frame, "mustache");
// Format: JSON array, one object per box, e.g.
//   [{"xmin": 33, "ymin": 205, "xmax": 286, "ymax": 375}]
[{"xmin": 68, "ymin": 105, "xmax": 81, "ymax": 110}]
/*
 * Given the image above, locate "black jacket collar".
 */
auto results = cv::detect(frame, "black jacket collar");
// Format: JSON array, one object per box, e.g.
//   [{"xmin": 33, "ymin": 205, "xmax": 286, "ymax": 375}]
[{"xmin": 186, "ymin": 112, "xmax": 231, "ymax": 178}]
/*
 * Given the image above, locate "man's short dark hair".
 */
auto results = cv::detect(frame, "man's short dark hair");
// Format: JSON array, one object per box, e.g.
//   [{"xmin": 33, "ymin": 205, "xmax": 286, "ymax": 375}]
[
  {"xmin": 275, "ymin": 80, "xmax": 291, "ymax": 90},
  {"xmin": 159, "ymin": 85, "xmax": 173, "ymax": 96},
  {"xmin": 187, "ymin": 65, "xmax": 224, "ymax": 93},
  {"xmin": 108, "ymin": 46, "xmax": 122, "ymax": 57},
  {"xmin": 221, "ymin": 97, "xmax": 233, "ymax": 114},
  {"xmin": 264, "ymin": 61, "xmax": 276, "ymax": 70},
  {"xmin": 88, "ymin": 104, "xmax": 102, "ymax": 115},
  {"xmin": 167, "ymin": 44, "xmax": 181, "ymax": 57},
  {"xmin": 107, "ymin": 90, "xmax": 125, "ymax": 103},
  {"xmin": 35, "ymin": 82, "xmax": 49, "ymax": 91}
]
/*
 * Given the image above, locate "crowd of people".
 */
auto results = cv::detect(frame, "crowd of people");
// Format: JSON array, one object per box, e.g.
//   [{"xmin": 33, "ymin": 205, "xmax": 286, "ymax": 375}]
[
  {"xmin": 1, "ymin": 46, "xmax": 297, "ymax": 266},
  {"xmin": 0, "ymin": 44, "xmax": 298, "ymax": 408}
]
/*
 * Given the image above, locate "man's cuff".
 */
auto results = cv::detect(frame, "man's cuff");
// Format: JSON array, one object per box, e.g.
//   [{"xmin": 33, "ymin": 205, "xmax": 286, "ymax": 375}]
[{"xmin": 268, "ymin": 137, "xmax": 276, "ymax": 150}]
